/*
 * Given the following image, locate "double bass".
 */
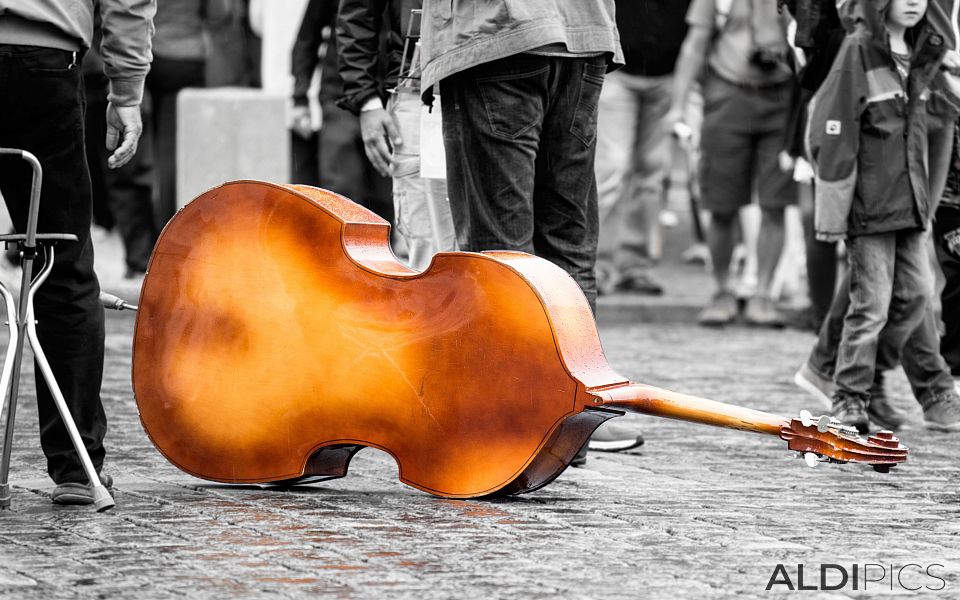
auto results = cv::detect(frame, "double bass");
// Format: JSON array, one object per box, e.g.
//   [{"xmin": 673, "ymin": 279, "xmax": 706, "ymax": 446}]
[{"xmin": 132, "ymin": 182, "xmax": 907, "ymax": 498}]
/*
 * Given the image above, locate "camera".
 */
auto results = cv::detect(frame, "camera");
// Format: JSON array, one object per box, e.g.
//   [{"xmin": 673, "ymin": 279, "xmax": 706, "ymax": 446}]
[{"xmin": 750, "ymin": 46, "xmax": 786, "ymax": 72}]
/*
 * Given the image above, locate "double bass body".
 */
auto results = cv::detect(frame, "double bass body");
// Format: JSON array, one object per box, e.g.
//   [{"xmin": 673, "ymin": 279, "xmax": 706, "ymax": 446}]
[{"xmin": 133, "ymin": 181, "xmax": 626, "ymax": 498}]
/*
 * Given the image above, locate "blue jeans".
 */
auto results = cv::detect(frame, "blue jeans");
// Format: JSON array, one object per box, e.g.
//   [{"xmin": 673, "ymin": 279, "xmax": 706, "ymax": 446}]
[
  {"xmin": 809, "ymin": 274, "xmax": 956, "ymax": 406},
  {"xmin": 833, "ymin": 230, "xmax": 931, "ymax": 400},
  {"xmin": 440, "ymin": 54, "xmax": 605, "ymax": 312}
]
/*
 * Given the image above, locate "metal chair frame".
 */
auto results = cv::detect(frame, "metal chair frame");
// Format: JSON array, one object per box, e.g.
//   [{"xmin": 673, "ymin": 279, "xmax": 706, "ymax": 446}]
[{"xmin": 0, "ymin": 148, "xmax": 113, "ymax": 512}]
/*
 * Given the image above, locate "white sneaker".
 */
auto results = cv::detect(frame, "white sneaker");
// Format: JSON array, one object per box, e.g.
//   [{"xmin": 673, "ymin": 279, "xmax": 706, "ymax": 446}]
[
  {"xmin": 794, "ymin": 363, "xmax": 834, "ymax": 410},
  {"xmin": 588, "ymin": 421, "xmax": 645, "ymax": 452}
]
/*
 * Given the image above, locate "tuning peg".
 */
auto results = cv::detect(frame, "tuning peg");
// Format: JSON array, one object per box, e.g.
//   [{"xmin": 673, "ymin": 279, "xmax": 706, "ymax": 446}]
[
  {"xmin": 817, "ymin": 415, "xmax": 832, "ymax": 433},
  {"xmin": 799, "ymin": 410, "xmax": 814, "ymax": 427},
  {"xmin": 803, "ymin": 452, "xmax": 820, "ymax": 468}
]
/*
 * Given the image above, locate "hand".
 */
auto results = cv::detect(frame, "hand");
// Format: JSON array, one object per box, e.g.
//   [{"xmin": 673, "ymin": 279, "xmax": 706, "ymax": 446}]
[
  {"xmin": 105, "ymin": 103, "xmax": 143, "ymax": 169},
  {"xmin": 664, "ymin": 107, "xmax": 695, "ymax": 149},
  {"xmin": 664, "ymin": 107, "xmax": 688, "ymax": 138},
  {"xmin": 778, "ymin": 150, "xmax": 796, "ymax": 173},
  {"xmin": 943, "ymin": 50, "xmax": 960, "ymax": 74},
  {"xmin": 360, "ymin": 108, "xmax": 401, "ymax": 177},
  {"xmin": 290, "ymin": 104, "xmax": 313, "ymax": 139}
]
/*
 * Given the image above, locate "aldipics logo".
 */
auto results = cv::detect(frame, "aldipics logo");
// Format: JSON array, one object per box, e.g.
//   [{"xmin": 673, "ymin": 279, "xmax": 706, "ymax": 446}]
[{"xmin": 765, "ymin": 564, "xmax": 947, "ymax": 592}]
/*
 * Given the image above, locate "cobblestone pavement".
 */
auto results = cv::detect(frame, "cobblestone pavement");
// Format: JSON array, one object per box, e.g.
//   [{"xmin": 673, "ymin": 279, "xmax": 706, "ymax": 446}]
[{"xmin": 1, "ymin": 313, "xmax": 958, "ymax": 599}]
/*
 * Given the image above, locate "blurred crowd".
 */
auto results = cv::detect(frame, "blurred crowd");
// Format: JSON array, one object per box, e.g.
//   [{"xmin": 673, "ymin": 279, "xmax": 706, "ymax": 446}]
[
  {"xmin": 20, "ymin": 0, "xmax": 960, "ymax": 434},
  {"xmin": 277, "ymin": 0, "xmax": 960, "ymax": 435}
]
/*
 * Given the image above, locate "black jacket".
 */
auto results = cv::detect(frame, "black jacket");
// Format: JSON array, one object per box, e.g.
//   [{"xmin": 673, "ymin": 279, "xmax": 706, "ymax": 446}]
[
  {"xmin": 336, "ymin": 0, "xmax": 421, "ymax": 115},
  {"xmin": 291, "ymin": 0, "xmax": 339, "ymax": 106}
]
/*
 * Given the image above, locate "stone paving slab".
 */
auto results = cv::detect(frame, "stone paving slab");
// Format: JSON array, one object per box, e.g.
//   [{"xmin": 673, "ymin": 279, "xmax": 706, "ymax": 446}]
[{"xmin": 1, "ymin": 313, "xmax": 958, "ymax": 599}]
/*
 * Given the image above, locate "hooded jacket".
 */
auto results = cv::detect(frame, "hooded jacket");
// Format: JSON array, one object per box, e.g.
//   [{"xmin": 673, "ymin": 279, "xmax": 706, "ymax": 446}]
[
  {"xmin": 808, "ymin": 0, "xmax": 960, "ymax": 240},
  {"xmin": 839, "ymin": 0, "xmax": 960, "ymax": 47}
]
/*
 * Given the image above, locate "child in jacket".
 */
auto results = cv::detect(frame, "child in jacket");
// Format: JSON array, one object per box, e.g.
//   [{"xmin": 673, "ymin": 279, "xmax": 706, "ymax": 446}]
[{"xmin": 807, "ymin": 0, "xmax": 959, "ymax": 430}]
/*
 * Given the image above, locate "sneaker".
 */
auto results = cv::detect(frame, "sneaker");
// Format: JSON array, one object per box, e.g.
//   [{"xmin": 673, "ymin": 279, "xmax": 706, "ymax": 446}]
[
  {"xmin": 831, "ymin": 393, "xmax": 870, "ymax": 434},
  {"xmin": 698, "ymin": 291, "xmax": 738, "ymax": 327},
  {"xmin": 865, "ymin": 372, "xmax": 907, "ymax": 430},
  {"xmin": 588, "ymin": 421, "xmax": 645, "ymax": 452},
  {"xmin": 681, "ymin": 243, "xmax": 711, "ymax": 266},
  {"xmin": 742, "ymin": 295, "xmax": 785, "ymax": 328},
  {"xmin": 923, "ymin": 390, "xmax": 960, "ymax": 432},
  {"xmin": 794, "ymin": 363, "xmax": 833, "ymax": 410},
  {"xmin": 614, "ymin": 272, "xmax": 664, "ymax": 296},
  {"xmin": 51, "ymin": 473, "xmax": 113, "ymax": 506}
]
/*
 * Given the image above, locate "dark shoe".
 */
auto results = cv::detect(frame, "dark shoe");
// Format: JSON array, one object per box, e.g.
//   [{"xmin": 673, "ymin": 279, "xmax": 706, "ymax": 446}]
[
  {"xmin": 698, "ymin": 291, "xmax": 738, "ymax": 327},
  {"xmin": 866, "ymin": 372, "xmax": 908, "ymax": 430},
  {"xmin": 923, "ymin": 390, "xmax": 960, "ymax": 432},
  {"xmin": 794, "ymin": 363, "xmax": 833, "ymax": 410},
  {"xmin": 51, "ymin": 473, "xmax": 113, "ymax": 506},
  {"xmin": 831, "ymin": 393, "xmax": 870, "ymax": 434},
  {"xmin": 614, "ymin": 272, "xmax": 664, "ymax": 296},
  {"xmin": 588, "ymin": 421, "xmax": 645, "ymax": 452},
  {"xmin": 742, "ymin": 296, "xmax": 785, "ymax": 328}
]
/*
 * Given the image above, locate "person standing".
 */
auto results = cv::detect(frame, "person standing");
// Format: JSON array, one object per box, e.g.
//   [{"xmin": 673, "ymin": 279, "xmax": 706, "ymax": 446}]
[
  {"xmin": 806, "ymin": 0, "xmax": 959, "ymax": 432},
  {"xmin": 420, "ymin": 0, "xmax": 645, "ymax": 459},
  {"xmin": 148, "ymin": 0, "xmax": 233, "ymax": 227},
  {"xmin": 291, "ymin": 0, "xmax": 393, "ymax": 224},
  {"xmin": 668, "ymin": 0, "xmax": 799, "ymax": 327},
  {"xmin": 793, "ymin": 0, "xmax": 960, "ymax": 431},
  {"xmin": 0, "ymin": 0, "xmax": 154, "ymax": 504},
  {"xmin": 337, "ymin": 0, "xmax": 458, "ymax": 271},
  {"xmin": 594, "ymin": 0, "xmax": 690, "ymax": 296}
]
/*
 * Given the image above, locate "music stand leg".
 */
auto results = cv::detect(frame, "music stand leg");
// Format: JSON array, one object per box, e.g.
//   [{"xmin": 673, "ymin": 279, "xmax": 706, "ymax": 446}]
[
  {"xmin": 0, "ymin": 282, "xmax": 22, "ymax": 508},
  {"xmin": 26, "ymin": 312, "xmax": 114, "ymax": 511},
  {"xmin": 0, "ymin": 217, "xmax": 39, "ymax": 512},
  {"xmin": 0, "ymin": 148, "xmax": 113, "ymax": 511}
]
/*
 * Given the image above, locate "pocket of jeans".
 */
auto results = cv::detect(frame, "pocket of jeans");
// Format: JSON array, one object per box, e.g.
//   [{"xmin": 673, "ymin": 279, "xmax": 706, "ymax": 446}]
[
  {"xmin": 570, "ymin": 62, "xmax": 605, "ymax": 147},
  {"xmin": 24, "ymin": 50, "xmax": 78, "ymax": 77},
  {"xmin": 476, "ymin": 66, "xmax": 549, "ymax": 140}
]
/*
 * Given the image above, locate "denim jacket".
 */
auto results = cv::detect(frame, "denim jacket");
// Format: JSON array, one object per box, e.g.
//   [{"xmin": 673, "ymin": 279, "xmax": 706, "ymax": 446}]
[{"xmin": 419, "ymin": 0, "xmax": 624, "ymax": 91}]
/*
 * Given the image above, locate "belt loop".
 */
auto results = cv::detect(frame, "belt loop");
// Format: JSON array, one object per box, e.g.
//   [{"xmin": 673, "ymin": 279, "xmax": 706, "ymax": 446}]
[{"xmin": 70, "ymin": 51, "xmax": 78, "ymax": 68}]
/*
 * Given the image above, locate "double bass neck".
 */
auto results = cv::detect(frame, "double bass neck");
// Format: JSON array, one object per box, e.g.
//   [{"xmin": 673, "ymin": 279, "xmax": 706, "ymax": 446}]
[{"xmin": 588, "ymin": 383, "xmax": 789, "ymax": 437}]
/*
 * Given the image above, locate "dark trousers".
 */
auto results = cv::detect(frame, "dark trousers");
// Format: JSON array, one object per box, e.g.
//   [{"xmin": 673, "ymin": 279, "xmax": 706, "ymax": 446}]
[
  {"xmin": 936, "ymin": 203, "xmax": 960, "ymax": 375},
  {"xmin": 318, "ymin": 97, "xmax": 393, "ymax": 223},
  {"xmin": 0, "ymin": 45, "xmax": 106, "ymax": 483},
  {"xmin": 440, "ymin": 54, "xmax": 605, "ymax": 312},
  {"xmin": 146, "ymin": 56, "xmax": 205, "ymax": 228},
  {"xmin": 800, "ymin": 188, "xmax": 838, "ymax": 331}
]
